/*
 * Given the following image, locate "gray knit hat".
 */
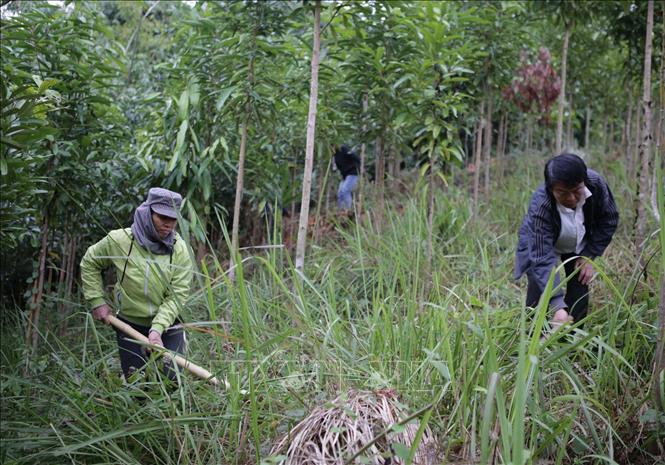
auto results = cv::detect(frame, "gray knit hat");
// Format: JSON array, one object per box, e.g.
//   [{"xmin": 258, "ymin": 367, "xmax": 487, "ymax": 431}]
[{"xmin": 146, "ymin": 187, "xmax": 182, "ymax": 219}]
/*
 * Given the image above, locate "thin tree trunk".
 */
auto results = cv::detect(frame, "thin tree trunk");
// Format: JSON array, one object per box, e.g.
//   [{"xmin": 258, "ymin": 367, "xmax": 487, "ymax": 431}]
[
  {"xmin": 483, "ymin": 96, "xmax": 493, "ymax": 196},
  {"xmin": 26, "ymin": 213, "xmax": 49, "ymax": 354},
  {"xmin": 59, "ymin": 234, "xmax": 76, "ymax": 337},
  {"xmin": 229, "ymin": 117, "xmax": 248, "ymax": 280},
  {"xmin": 472, "ymin": 100, "xmax": 484, "ymax": 217},
  {"xmin": 496, "ymin": 113, "xmax": 504, "ymax": 158},
  {"xmin": 427, "ymin": 152, "xmax": 435, "ymax": 265},
  {"xmin": 499, "ymin": 114, "xmax": 509, "ymax": 181},
  {"xmin": 387, "ymin": 144, "xmax": 395, "ymax": 179},
  {"xmin": 464, "ymin": 129, "xmax": 472, "ymax": 165},
  {"xmin": 324, "ymin": 163, "xmax": 332, "ymax": 214},
  {"xmin": 608, "ymin": 119, "xmax": 614, "ymax": 152},
  {"xmin": 654, "ymin": 21, "xmax": 664, "ymax": 403},
  {"xmin": 584, "ymin": 107, "xmax": 592, "ymax": 148},
  {"xmin": 496, "ymin": 113, "xmax": 504, "ymax": 183},
  {"xmin": 392, "ymin": 146, "xmax": 401, "ymax": 186},
  {"xmin": 66, "ymin": 235, "xmax": 76, "ymax": 298},
  {"xmin": 634, "ymin": 0, "xmax": 654, "ymax": 249},
  {"xmin": 313, "ymin": 145, "xmax": 333, "ymax": 242},
  {"xmin": 57, "ymin": 232, "xmax": 68, "ymax": 314},
  {"xmin": 602, "ymin": 113, "xmax": 608, "ymax": 151},
  {"xmin": 44, "ymin": 259, "xmax": 54, "ymax": 328},
  {"xmin": 295, "ymin": 0, "xmax": 321, "ymax": 273},
  {"xmin": 502, "ymin": 116, "xmax": 509, "ymax": 158},
  {"xmin": 656, "ymin": 23, "xmax": 664, "ymax": 159},
  {"xmin": 652, "ymin": 165, "xmax": 662, "ymax": 224},
  {"xmin": 632, "ymin": 98, "xmax": 642, "ymax": 182},
  {"xmin": 289, "ymin": 165, "xmax": 297, "ymax": 245},
  {"xmin": 58, "ymin": 232, "xmax": 68, "ymax": 289},
  {"xmin": 627, "ymin": 91, "xmax": 636, "ymax": 177},
  {"xmin": 566, "ymin": 92, "xmax": 574, "ymax": 148},
  {"xmin": 314, "ymin": 148, "xmax": 327, "ymax": 241},
  {"xmin": 229, "ymin": 56, "xmax": 254, "ymax": 282},
  {"xmin": 374, "ymin": 135, "xmax": 385, "ymax": 231},
  {"xmin": 46, "ymin": 262, "xmax": 53, "ymax": 300},
  {"xmin": 624, "ymin": 87, "xmax": 633, "ymax": 158},
  {"xmin": 556, "ymin": 22, "xmax": 571, "ymax": 153},
  {"xmin": 358, "ymin": 93, "xmax": 368, "ymax": 213},
  {"xmin": 425, "ymin": 149, "xmax": 435, "ymax": 303}
]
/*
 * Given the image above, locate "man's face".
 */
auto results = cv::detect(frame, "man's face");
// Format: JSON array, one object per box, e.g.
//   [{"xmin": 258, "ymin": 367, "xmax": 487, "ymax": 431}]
[
  {"xmin": 551, "ymin": 181, "xmax": 585, "ymax": 209},
  {"xmin": 151, "ymin": 212, "xmax": 177, "ymax": 239}
]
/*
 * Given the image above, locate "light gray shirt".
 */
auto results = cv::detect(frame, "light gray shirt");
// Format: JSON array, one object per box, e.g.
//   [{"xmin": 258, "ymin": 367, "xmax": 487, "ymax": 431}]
[{"xmin": 554, "ymin": 186, "xmax": 592, "ymax": 255}]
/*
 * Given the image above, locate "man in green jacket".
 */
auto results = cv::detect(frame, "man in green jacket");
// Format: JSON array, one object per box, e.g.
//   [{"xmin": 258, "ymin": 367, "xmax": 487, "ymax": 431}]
[{"xmin": 80, "ymin": 187, "xmax": 193, "ymax": 380}]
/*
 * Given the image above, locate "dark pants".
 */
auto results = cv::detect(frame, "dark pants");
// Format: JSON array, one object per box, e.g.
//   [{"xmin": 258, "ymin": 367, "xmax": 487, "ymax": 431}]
[
  {"xmin": 526, "ymin": 253, "xmax": 590, "ymax": 325},
  {"xmin": 114, "ymin": 316, "xmax": 185, "ymax": 381}
]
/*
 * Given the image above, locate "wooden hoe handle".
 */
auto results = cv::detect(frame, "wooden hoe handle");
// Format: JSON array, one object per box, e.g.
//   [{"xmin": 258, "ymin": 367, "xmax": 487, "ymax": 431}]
[{"xmin": 107, "ymin": 315, "xmax": 220, "ymax": 386}]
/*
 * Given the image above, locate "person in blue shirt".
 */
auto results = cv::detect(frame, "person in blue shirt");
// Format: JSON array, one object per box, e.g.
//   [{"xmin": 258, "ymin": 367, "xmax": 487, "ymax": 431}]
[{"xmin": 333, "ymin": 144, "xmax": 361, "ymax": 211}]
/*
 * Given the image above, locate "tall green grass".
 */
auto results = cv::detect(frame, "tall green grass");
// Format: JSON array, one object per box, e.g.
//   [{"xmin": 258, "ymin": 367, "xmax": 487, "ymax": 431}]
[{"xmin": 1, "ymin": 152, "xmax": 661, "ymax": 464}]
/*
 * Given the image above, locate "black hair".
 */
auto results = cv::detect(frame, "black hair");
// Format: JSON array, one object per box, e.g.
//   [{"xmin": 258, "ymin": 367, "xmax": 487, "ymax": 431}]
[{"xmin": 544, "ymin": 153, "xmax": 588, "ymax": 191}]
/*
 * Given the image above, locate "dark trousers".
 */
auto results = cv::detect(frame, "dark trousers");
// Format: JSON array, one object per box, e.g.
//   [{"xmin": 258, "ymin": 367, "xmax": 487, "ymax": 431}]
[
  {"xmin": 526, "ymin": 253, "xmax": 590, "ymax": 324},
  {"xmin": 114, "ymin": 316, "xmax": 185, "ymax": 381}
]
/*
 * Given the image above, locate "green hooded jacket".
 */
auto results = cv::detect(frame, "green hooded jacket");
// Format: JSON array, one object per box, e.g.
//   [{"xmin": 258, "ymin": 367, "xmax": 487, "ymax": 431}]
[{"xmin": 80, "ymin": 228, "xmax": 193, "ymax": 334}]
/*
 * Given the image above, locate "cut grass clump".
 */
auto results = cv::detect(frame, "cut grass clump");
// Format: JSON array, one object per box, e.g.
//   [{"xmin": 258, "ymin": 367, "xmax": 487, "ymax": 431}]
[{"xmin": 270, "ymin": 389, "xmax": 439, "ymax": 465}]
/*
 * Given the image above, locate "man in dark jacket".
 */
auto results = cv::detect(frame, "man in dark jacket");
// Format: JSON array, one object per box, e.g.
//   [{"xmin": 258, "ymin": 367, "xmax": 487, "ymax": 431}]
[
  {"xmin": 515, "ymin": 153, "xmax": 619, "ymax": 327},
  {"xmin": 333, "ymin": 144, "xmax": 361, "ymax": 210}
]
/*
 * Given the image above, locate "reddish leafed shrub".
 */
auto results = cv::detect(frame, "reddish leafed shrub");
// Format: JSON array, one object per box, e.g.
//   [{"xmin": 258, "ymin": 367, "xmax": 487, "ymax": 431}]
[{"xmin": 502, "ymin": 47, "xmax": 561, "ymax": 124}]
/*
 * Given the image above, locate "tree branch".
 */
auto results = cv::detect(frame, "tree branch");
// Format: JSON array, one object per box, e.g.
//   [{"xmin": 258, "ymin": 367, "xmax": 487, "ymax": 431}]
[{"xmin": 320, "ymin": 1, "xmax": 346, "ymax": 35}]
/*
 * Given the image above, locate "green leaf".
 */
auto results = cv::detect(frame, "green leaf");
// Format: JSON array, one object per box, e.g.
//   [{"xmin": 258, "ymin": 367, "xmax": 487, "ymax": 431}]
[
  {"xmin": 219, "ymin": 136, "xmax": 228, "ymax": 154},
  {"xmin": 391, "ymin": 443, "xmax": 411, "ymax": 460},
  {"xmin": 1, "ymin": 137, "xmax": 24, "ymax": 150},
  {"xmin": 177, "ymin": 89, "xmax": 189, "ymax": 122},
  {"xmin": 391, "ymin": 423, "xmax": 407, "ymax": 433},
  {"xmin": 38, "ymin": 78, "xmax": 59, "ymax": 93},
  {"xmin": 431, "ymin": 125, "xmax": 441, "ymax": 141},
  {"xmin": 175, "ymin": 120, "xmax": 189, "ymax": 155},
  {"xmin": 207, "ymin": 139, "xmax": 219, "ymax": 158},
  {"xmin": 375, "ymin": 46, "xmax": 385, "ymax": 64},
  {"xmin": 188, "ymin": 125, "xmax": 200, "ymax": 153},
  {"xmin": 202, "ymin": 169, "xmax": 211, "ymax": 201},
  {"xmin": 392, "ymin": 74, "xmax": 413, "ymax": 90},
  {"xmin": 429, "ymin": 360, "xmax": 451, "ymax": 380},
  {"xmin": 215, "ymin": 87, "xmax": 235, "ymax": 112},
  {"xmin": 188, "ymin": 81, "xmax": 200, "ymax": 108}
]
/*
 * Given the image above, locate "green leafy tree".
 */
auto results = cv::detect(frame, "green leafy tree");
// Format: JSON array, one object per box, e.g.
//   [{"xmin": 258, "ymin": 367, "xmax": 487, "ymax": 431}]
[{"xmin": 1, "ymin": 1, "xmax": 128, "ymax": 351}]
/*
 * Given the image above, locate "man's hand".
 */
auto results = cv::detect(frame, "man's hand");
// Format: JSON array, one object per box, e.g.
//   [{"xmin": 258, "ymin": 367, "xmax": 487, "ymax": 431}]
[
  {"xmin": 92, "ymin": 304, "xmax": 112, "ymax": 324},
  {"xmin": 576, "ymin": 258, "xmax": 595, "ymax": 285},
  {"xmin": 148, "ymin": 330, "xmax": 164, "ymax": 349}
]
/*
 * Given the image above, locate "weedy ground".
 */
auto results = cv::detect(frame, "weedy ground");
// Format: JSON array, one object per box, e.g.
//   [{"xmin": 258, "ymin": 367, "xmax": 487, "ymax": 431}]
[{"xmin": 1, "ymin": 149, "xmax": 662, "ymax": 465}]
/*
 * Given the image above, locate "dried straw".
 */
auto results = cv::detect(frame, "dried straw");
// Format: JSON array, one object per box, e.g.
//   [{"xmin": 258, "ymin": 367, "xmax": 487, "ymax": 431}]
[{"xmin": 271, "ymin": 389, "xmax": 439, "ymax": 465}]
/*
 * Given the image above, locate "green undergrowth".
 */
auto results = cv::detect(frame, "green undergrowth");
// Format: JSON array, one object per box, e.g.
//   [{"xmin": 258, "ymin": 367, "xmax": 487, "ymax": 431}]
[{"xmin": 1, "ymin": 152, "xmax": 662, "ymax": 464}]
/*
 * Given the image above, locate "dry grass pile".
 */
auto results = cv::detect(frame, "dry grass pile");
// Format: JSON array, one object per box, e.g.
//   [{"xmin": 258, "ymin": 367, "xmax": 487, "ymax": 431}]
[{"xmin": 271, "ymin": 389, "xmax": 439, "ymax": 465}]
